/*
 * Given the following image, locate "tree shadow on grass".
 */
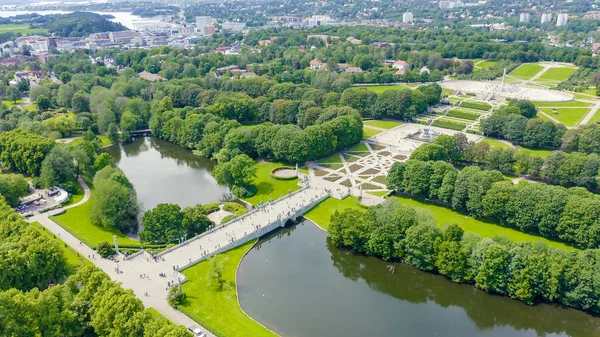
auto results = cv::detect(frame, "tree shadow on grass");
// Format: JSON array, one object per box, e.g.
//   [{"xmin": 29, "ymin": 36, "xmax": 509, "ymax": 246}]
[{"xmin": 254, "ymin": 182, "xmax": 274, "ymax": 196}]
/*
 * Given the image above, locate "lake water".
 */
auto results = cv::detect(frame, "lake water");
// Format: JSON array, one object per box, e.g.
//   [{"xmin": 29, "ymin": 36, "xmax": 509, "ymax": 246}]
[
  {"xmin": 0, "ymin": 10, "xmax": 142, "ymax": 29},
  {"xmin": 238, "ymin": 220, "xmax": 600, "ymax": 337},
  {"xmin": 105, "ymin": 137, "xmax": 230, "ymax": 211}
]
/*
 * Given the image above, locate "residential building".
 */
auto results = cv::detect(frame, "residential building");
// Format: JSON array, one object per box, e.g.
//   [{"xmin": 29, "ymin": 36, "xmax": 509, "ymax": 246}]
[
  {"xmin": 403, "ymin": 12, "xmax": 414, "ymax": 24},
  {"xmin": 519, "ymin": 13, "xmax": 530, "ymax": 23},
  {"xmin": 305, "ymin": 15, "xmax": 336, "ymax": 27},
  {"xmin": 138, "ymin": 71, "xmax": 165, "ymax": 82},
  {"xmin": 16, "ymin": 36, "xmax": 49, "ymax": 54},
  {"xmin": 345, "ymin": 67, "xmax": 363, "ymax": 74},
  {"xmin": 557, "ymin": 13, "xmax": 569, "ymax": 27},
  {"xmin": 392, "ymin": 60, "xmax": 409, "ymax": 71},
  {"xmin": 216, "ymin": 65, "xmax": 240, "ymax": 75},
  {"xmin": 541, "ymin": 13, "xmax": 553, "ymax": 24},
  {"xmin": 309, "ymin": 58, "xmax": 327, "ymax": 70},
  {"xmin": 222, "ymin": 22, "xmax": 246, "ymax": 33},
  {"xmin": 109, "ymin": 31, "xmax": 139, "ymax": 44},
  {"xmin": 195, "ymin": 16, "xmax": 213, "ymax": 34}
]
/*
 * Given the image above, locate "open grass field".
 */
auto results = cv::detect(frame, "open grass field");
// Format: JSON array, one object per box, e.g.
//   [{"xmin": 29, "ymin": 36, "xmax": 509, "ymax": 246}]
[
  {"xmin": 476, "ymin": 60, "xmax": 497, "ymax": 69},
  {"xmin": 303, "ymin": 196, "xmax": 364, "ymax": 230},
  {"xmin": 517, "ymin": 146, "xmax": 554, "ymax": 159},
  {"xmin": 363, "ymin": 120, "xmax": 404, "ymax": 129},
  {"xmin": 1, "ymin": 99, "xmax": 24, "ymax": 108},
  {"xmin": 537, "ymin": 67, "xmax": 577, "ymax": 82},
  {"xmin": 180, "ymin": 240, "xmax": 277, "ymax": 337},
  {"xmin": 61, "ymin": 180, "xmax": 85, "ymax": 207},
  {"xmin": 540, "ymin": 107, "xmax": 590, "ymax": 126},
  {"xmin": 482, "ymin": 138, "xmax": 512, "ymax": 150},
  {"xmin": 347, "ymin": 143, "xmax": 369, "ymax": 152},
  {"xmin": 50, "ymin": 201, "xmax": 141, "ymax": 248},
  {"xmin": 510, "ymin": 64, "xmax": 544, "ymax": 79},
  {"xmin": 357, "ymin": 85, "xmax": 412, "ymax": 93},
  {"xmin": 69, "ymin": 135, "xmax": 113, "ymax": 147},
  {"xmin": 362, "ymin": 127, "xmax": 382, "ymax": 138},
  {"xmin": 390, "ymin": 195, "xmax": 574, "ymax": 251},
  {"xmin": 243, "ymin": 161, "xmax": 300, "ymax": 206},
  {"xmin": 318, "ymin": 154, "xmax": 343, "ymax": 164},
  {"xmin": 32, "ymin": 221, "xmax": 90, "ymax": 274},
  {"xmin": 532, "ymin": 100, "xmax": 592, "ymax": 108},
  {"xmin": 587, "ymin": 110, "xmax": 600, "ymax": 125},
  {"xmin": 0, "ymin": 24, "xmax": 48, "ymax": 34}
]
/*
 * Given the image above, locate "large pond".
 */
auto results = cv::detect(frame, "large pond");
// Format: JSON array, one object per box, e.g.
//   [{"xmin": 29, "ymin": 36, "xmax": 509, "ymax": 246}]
[
  {"xmin": 238, "ymin": 220, "xmax": 600, "ymax": 337},
  {"xmin": 105, "ymin": 137, "xmax": 229, "ymax": 211}
]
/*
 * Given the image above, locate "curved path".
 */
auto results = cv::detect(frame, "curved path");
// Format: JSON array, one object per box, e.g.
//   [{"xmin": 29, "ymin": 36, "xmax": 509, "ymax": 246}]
[
  {"xmin": 65, "ymin": 176, "xmax": 91, "ymax": 210},
  {"xmin": 28, "ymin": 176, "xmax": 218, "ymax": 336},
  {"xmin": 28, "ymin": 174, "xmax": 331, "ymax": 337}
]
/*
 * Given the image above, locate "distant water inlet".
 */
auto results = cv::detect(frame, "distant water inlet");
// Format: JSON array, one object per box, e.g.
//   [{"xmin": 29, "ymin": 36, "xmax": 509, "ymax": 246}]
[{"xmin": 238, "ymin": 220, "xmax": 600, "ymax": 337}]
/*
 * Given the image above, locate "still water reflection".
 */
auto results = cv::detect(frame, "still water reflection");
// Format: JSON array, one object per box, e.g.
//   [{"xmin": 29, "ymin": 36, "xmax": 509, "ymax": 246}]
[
  {"xmin": 105, "ymin": 137, "xmax": 229, "ymax": 211},
  {"xmin": 238, "ymin": 220, "xmax": 600, "ymax": 337}
]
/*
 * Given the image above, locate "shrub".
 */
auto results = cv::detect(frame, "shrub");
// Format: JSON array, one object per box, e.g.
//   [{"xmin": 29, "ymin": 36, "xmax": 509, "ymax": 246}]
[
  {"xmin": 60, "ymin": 181, "xmax": 78, "ymax": 194},
  {"xmin": 202, "ymin": 202, "xmax": 220, "ymax": 213},
  {"xmin": 432, "ymin": 119, "xmax": 466, "ymax": 131},
  {"xmin": 232, "ymin": 185, "xmax": 257, "ymax": 198},
  {"xmin": 96, "ymin": 241, "xmax": 114, "ymax": 258},
  {"xmin": 167, "ymin": 287, "xmax": 186, "ymax": 307},
  {"xmin": 220, "ymin": 214, "xmax": 235, "ymax": 224},
  {"xmin": 223, "ymin": 202, "xmax": 246, "ymax": 216}
]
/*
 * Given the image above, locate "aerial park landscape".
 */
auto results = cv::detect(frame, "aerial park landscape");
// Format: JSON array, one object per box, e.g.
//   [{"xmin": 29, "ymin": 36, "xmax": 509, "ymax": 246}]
[{"xmin": 3, "ymin": 1, "xmax": 600, "ymax": 336}]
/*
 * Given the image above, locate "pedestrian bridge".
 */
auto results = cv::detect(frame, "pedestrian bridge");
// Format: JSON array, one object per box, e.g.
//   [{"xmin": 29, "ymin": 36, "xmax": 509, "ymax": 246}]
[{"xmin": 124, "ymin": 174, "xmax": 339, "ymax": 283}]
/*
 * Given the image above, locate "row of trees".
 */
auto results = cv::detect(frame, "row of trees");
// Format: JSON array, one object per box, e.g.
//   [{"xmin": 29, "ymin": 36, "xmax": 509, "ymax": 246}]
[
  {"xmin": 482, "ymin": 113, "xmax": 565, "ymax": 149},
  {"xmin": 151, "ymin": 98, "xmax": 363, "ymax": 165},
  {"xmin": 387, "ymin": 160, "xmax": 600, "ymax": 249},
  {"xmin": 1, "ymin": 265, "xmax": 189, "ymax": 337},
  {"xmin": 329, "ymin": 199, "xmax": 600, "ymax": 312},
  {"xmin": 411, "ymin": 133, "xmax": 600, "ymax": 190},
  {"xmin": 0, "ymin": 196, "xmax": 68, "ymax": 291}
]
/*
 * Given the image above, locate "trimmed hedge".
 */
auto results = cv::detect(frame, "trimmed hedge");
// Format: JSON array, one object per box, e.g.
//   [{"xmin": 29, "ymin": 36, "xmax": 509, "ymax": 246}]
[
  {"xmin": 223, "ymin": 202, "xmax": 246, "ymax": 216},
  {"xmin": 460, "ymin": 101, "xmax": 491, "ymax": 111},
  {"xmin": 446, "ymin": 108, "xmax": 480, "ymax": 121},
  {"xmin": 432, "ymin": 119, "xmax": 466, "ymax": 131},
  {"xmin": 203, "ymin": 203, "xmax": 220, "ymax": 213}
]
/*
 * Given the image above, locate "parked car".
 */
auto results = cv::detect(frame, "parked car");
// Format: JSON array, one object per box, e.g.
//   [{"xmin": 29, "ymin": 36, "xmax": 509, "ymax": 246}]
[{"xmin": 188, "ymin": 325, "xmax": 205, "ymax": 337}]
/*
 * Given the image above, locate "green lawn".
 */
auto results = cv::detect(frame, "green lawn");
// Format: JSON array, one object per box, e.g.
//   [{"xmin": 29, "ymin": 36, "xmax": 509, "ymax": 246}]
[
  {"xmin": 2, "ymin": 99, "xmax": 24, "ymax": 108},
  {"xmin": 482, "ymin": 138, "xmax": 512, "ymax": 150},
  {"xmin": 517, "ymin": 146, "xmax": 554, "ymax": 159},
  {"xmin": 303, "ymin": 196, "xmax": 364, "ymax": 230},
  {"xmin": 347, "ymin": 143, "xmax": 369, "ymax": 152},
  {"xmin": 68, "ymin": 135, "xmax": 112, "ymax": 148},
  {"xmin": 363, "ymin": 120, "xmax": 404, "ymax": 129},
  {"xmin": 0, "ymin": 24, "xmax": 47, "ymax": 34},
  {"xmin": 540, "ymin": 107, "xmax": 590, "ymax": 126},
  {"xmin": 587, "ymin": 110, "xmax": 600, "ymax": 125},
  {"xmin": 62, "ymin": 181, "xmax": 85, "ymax": 207},
  {"xmin": 50, "ymin": 201, "xmax": 141, "ymax": 248},
  {"xmin": 24, "ymin": 103, "xmax": 38, "ymax": 111},
  {"xmin": 243, "ymin": 161, "xmax": 299, "ymax": 206},
  {"xmin": 510, "ymin": 64, "xmax": 544, "ymax": 79},
  {"xmin": 317, "ymin": 154, "xmax": 343, "ymax": 164},
  {"xmin": 476, "ymin": 61, "xmax": 496, "ymax": 69},
  {"xmin": 32, "ymin": 221, "xmax": 89, "ymax": 274},
  {"xmin": 363, "ymin": 127, "xmax": 382, "ymax": 138},
  {"xmin": 179, "ymin": 240, "xmax": 277, "ymax": 337},
  {"xmin": 532, "ymin": 100, "xmax": 592, "ymax": 108},
  {"xmin": 356, "ymin": 85, "xmax": 412, "ymax": 93},
  {"xmin": 390, "ymin": 195, "xmax": 574, "ymax": 251},
  {"xmin": 537, "ymin": 67, "xmax": 576, "ymax": 82},
  {"xmin": 368, "ymin": 190, "xmax": 390, "ymax": 197}
]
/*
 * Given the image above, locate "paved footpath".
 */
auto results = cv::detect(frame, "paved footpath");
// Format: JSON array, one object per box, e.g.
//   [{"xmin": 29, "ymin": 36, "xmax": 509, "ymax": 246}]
[{"xmin": 29, "ymin": 176, "xmax": 330, "ymax": 336}]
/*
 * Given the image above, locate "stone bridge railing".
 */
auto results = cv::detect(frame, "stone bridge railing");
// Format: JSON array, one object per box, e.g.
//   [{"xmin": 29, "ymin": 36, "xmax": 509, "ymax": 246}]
[{"xmin": 172, "ymin": 189, "xmax": 330, "ymax": 279}]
